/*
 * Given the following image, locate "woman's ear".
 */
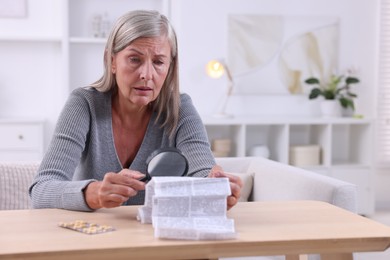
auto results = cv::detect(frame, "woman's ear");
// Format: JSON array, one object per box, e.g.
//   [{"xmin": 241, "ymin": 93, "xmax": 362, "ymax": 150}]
[
  {"xmin": 105, "ymin": 49, "xmax": 116, "ymax": 74},
  {"xmin": 104, "ymin": 49, "xmax": 116, "ymax": 74},
  {"xmin": 111, "ymin": 55, "xmax": 116, "ymax": 74}
]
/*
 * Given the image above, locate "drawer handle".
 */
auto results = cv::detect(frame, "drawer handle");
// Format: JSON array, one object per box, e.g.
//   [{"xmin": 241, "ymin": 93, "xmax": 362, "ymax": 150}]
[{"xmin": 18, "ymin": 135, "xmax": 24, "ymax": 140}]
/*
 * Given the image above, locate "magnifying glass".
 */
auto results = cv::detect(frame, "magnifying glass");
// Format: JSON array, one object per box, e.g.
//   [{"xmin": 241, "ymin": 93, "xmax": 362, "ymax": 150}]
[{"xmin": 140, "ymin": 147, "xmax": 189, "ymax": 182}]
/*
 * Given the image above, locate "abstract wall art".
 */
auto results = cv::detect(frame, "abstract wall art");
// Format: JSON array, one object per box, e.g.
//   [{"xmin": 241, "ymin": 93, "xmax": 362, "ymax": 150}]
[{"xmin": 227, "ymin": 15, "xmax": 339, "ymax": 95}]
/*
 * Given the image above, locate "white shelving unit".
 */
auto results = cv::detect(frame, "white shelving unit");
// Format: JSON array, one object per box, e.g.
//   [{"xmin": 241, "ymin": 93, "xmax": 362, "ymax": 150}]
[{"xmin": 203, "ymin": 116, "xmax": 374, "ymax": 215}]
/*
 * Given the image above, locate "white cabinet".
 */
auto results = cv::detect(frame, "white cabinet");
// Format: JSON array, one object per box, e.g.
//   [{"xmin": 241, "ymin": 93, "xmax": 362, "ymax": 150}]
[
  {"xmin": 202, "ymin": 116, "xmax": 374, "ymax": 215},
  {"xmin": 0, "ymin": 119, "xmax": 45, "ymax": 161}
]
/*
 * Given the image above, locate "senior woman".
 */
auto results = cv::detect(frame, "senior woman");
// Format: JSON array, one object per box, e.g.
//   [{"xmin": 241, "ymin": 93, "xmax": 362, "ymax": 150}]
[{"xmin": 29, "ymin": 10, "xmax": 242, "ymax": 211}]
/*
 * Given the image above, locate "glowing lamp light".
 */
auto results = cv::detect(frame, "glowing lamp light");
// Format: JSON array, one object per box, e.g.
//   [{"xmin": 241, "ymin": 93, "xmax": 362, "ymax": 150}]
[{"xmin": 206, "ymin": 60, "xmax": 225, "ymax": 79}]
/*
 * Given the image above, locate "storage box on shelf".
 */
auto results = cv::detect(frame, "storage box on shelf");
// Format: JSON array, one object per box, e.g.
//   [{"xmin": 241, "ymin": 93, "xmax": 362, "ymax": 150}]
[
  {"xmin": 202, "ymin": 115, "xmax": 374, "ymax": 215},
  {"xmin": 289, "ymin": 145, "xmax": 321, "ymax": 167},
  {"xmin": 0, "ymin": 119, "xmax": 45, "ymax": 161}
]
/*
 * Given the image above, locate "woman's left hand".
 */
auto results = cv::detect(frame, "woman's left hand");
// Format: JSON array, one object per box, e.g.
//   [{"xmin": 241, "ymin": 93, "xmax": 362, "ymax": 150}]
[{"xmin": 208, "ymin": 165, "xmax": 243, "ymax": 210}]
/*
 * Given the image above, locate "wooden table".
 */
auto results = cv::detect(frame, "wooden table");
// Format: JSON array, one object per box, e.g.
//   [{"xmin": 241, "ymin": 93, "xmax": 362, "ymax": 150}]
[{"xmin": 1, "ymin": 201, "xmax": 390, "ymax": 260}]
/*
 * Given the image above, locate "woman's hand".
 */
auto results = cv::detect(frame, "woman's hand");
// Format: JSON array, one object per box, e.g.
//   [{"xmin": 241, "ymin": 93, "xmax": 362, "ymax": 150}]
[
  {"xmin": 84, "ymin": 169, "xmax": 146, "ymax": 209},
  {"xmin": 208, "ymin": 165, "xmax": 243, "ymax": 210}
]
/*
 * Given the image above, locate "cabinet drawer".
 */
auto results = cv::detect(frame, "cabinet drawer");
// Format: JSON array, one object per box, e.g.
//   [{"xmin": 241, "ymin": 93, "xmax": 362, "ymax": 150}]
[{"xmin": 0, "ymin": 124, "xmax": 43, "ymax": 150}]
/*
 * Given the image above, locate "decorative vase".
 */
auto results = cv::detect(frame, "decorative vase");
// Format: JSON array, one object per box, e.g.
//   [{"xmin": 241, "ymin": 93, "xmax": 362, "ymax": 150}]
[
  {"xmin": 342, "ymin": 107, "xmax": 354, "ymax": 117},
  {"xmin": 320, "ymin": 100, "xmax": 341, "ymax": 117},
  {"xmin": 248, "ymin": 145, "xmax": 270, "ymax": 158}
]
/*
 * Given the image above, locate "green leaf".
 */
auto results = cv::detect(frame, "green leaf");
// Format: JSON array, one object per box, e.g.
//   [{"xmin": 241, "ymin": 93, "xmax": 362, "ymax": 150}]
[
  {"xmin": 323, "ymin": 90, "xmax": 336, "ymax": 100},
  {"xmin": 309, "ymin": 88, "xmax": 322, "ymax": 99},
  {"xmin": 330, "ymin": 75, "xmax": 343, "ymax": 85},
  {"xmin": 346, "ymin": 77, "xmax": 359, "ymax": 84},
  {"xmin": 305, "ymin": 78, "xmax": 320, "ymax": 84}
]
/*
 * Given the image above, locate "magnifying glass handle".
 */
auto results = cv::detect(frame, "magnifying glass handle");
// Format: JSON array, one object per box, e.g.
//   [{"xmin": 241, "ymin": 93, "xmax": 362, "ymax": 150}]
[{"xmin": 139, "ymin": 173, "xmax": 151, "ymax": 182}]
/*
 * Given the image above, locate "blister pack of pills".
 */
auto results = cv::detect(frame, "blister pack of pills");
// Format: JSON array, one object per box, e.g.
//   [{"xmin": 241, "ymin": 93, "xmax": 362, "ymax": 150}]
[{"xmin": 58, "ymin": 220, "xmax": 115, "ymax": 235}]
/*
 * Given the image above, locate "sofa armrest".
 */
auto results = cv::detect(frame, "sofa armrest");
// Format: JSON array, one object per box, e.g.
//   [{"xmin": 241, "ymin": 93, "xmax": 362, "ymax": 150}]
[{"xmin": 248, "ymin": 157, "xmax": 357, "ymax": 213}]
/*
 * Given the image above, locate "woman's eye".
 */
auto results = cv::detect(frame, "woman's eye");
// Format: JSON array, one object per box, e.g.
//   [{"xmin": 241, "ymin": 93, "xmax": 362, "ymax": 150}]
[
  {"xmin": 153, "ymin": 60, "xmax": 164, "ymax": 66},
  {"xmin": 129, "ymin": 57, "xmax": 141, "ymax": 64}
]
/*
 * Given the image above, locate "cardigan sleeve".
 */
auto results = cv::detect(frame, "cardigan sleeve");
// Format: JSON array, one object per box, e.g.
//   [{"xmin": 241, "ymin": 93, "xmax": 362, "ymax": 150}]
[{"xmin": 29, "ymin": 88, "xmax": 94, "ymax": 211}]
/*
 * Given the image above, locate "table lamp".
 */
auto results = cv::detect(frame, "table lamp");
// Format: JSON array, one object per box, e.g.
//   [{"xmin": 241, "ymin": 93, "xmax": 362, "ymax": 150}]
[{"xmin": 206, "ymin": 59, "xmax": 234, "ymax": 118}]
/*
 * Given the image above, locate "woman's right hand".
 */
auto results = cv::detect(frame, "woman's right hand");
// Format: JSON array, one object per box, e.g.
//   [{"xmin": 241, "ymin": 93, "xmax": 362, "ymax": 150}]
[{"xmin": 84, "ymin": 169, "xmax": 146, "ymax": 209}]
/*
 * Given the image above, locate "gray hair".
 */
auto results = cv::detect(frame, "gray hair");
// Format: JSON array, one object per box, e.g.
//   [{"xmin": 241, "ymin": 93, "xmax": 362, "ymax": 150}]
[{"xmin": 90, "ymin": 10, "xmax": 180, "ymax": 138}]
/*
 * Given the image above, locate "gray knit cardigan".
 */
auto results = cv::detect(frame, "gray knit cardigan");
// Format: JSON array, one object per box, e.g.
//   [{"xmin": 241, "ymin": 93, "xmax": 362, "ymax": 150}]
[{"xmin": 29, "ymin": 87, "xmax": 215, "ymax": 211}]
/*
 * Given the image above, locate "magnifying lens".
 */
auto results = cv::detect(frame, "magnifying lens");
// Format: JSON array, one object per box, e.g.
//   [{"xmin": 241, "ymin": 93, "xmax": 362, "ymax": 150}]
[{"xmin": 140, "ymin": 147, "xmax": 189, "ymax": 182}]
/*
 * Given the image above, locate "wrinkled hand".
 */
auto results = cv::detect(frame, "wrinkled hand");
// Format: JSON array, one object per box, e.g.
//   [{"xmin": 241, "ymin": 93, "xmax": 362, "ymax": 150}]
[
  {"xmin": 208, "ymin": 165, "xmax": 243, "ymax": 210},
  {"xmin": 84, "ymin": 169, "xmax": 146, "ymax": 209}
]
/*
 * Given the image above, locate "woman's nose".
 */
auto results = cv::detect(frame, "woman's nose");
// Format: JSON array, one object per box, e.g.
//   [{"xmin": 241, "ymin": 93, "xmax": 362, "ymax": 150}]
[{"xmin": 140, "ymin": 61, "xmax": 153, "ymax": 81}]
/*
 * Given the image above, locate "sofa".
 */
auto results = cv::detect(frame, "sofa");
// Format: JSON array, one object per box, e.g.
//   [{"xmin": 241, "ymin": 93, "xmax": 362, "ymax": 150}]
[
  {"xmin": 0, "ymin": 161, "xmax": 39, "ymax": 210},
  {"xmin": 0, "ymin": 157, "xmax": 357, "ymax": 259},
  {"xmin": 215, "ymin": 157, "xmax": 357, "ymax": 212}
]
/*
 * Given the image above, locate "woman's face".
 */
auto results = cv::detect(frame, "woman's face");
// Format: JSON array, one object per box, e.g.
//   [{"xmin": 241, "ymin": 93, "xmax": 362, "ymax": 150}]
[{"xmin": 111, "ymin": 36, "xmax": 171, "ymax": 108}]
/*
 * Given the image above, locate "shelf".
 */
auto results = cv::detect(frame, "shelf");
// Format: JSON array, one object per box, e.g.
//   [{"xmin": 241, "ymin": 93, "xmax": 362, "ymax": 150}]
[
  {"xmin": 69, "ymin": 37, "xmax": 107, "ymax": 44},
  {"xmin": 331, "ymin": 162, "xmax": 372, "ymax": 168},
  {"xmin": 0, "ymin": 118, "xmax": 45, "ymax": 124},
  {"xmin": 0, "ymin": 36, "xmax": 61, "ymax": 42},
  {"xmin": 203, "ymin": 116, "xmax": 372, "ymax": 165},
  {"xmin": 201, "ymin": 115, "xmax": 372, "ymax": 125},
  {"xmin": 203, "ymin": 115, "xmax": 374, "ymax": 215}
]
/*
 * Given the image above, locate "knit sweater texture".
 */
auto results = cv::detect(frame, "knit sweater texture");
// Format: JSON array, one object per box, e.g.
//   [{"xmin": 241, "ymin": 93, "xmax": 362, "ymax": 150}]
[{"xmin": 29, "ymin": 87, "xmax": 215, "ymax": 211}]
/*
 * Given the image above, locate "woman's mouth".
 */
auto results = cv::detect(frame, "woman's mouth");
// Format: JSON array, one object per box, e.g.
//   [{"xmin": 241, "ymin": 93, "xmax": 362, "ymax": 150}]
[{"xmin": 134, "ymin": 86, "xmax": 152, "ymax": 92}]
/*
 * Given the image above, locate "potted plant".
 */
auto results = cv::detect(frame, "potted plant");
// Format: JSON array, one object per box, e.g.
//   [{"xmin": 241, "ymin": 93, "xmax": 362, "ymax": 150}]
[{"xmin": 305, "ymin": 72, "xmax": 360, "ymax": 116}]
